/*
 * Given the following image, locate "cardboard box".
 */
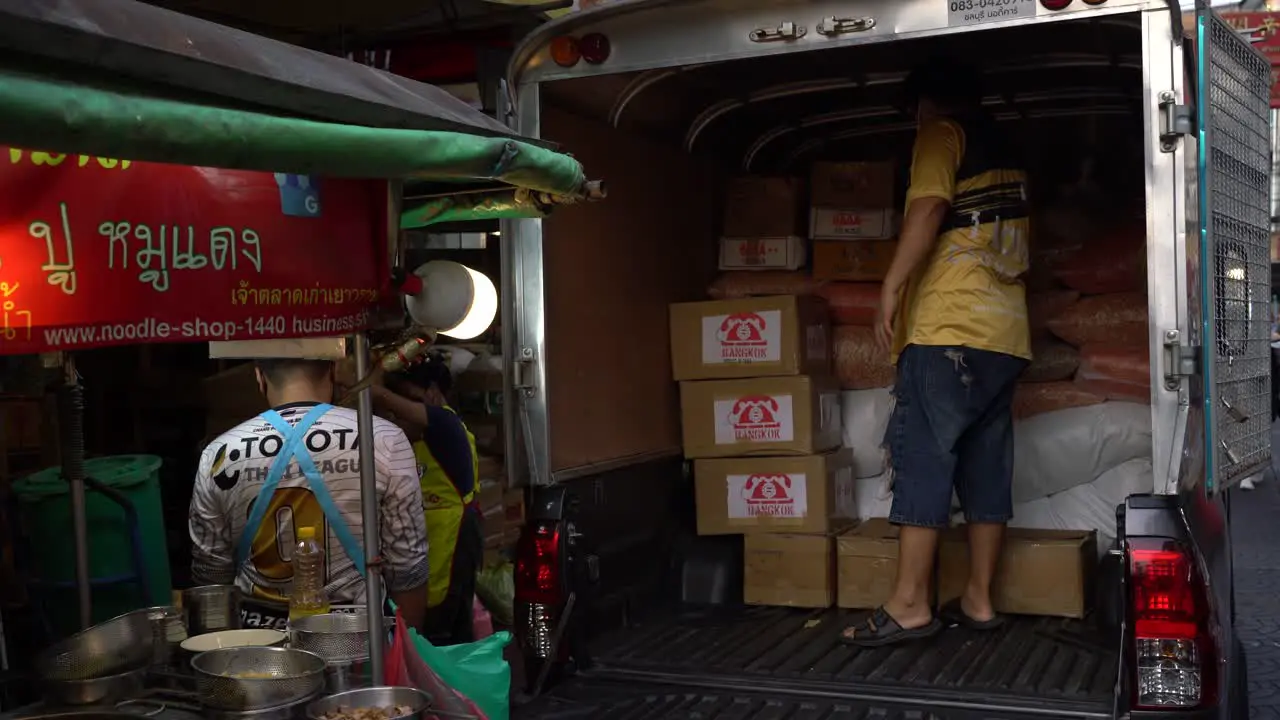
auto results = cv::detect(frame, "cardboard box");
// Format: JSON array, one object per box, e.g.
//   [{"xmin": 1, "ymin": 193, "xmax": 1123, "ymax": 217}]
[
  {"xmin": 812, "ymin": 239, "xmax": 898, "ymax": 282},
  {"xmin": 837, "ymin": 519, "xmax": 936, "ymax": 610},
  {"xmin": 719, "ymin": 237, "xmax": 807, "ymax": 271},
  {"xmin": 476, "ymin": 479, "xmax": 503, "ymax": 513},
  {"xmin": 693, "ymin": 450, "xmax": 855, "ymax": 535},
  {"xmin": 810, "ymin": 208, "xmax": 900, "ymax": 240},
  {"xmin": 723, "ymin": 176, "xmax": 806, "ymax": 238},
  {"xmin": 744, "ymin": 531, "xmax": 840, "ymax": 608},
  {"xmin": 680, "ymin": 375, "xmax": 842, "ymax": 458},
  {"xmin": 670, "ymin": 296, "xmax": 832, "ymax": 381},
  {"xmin": 938, "ymin": 527, "xmax": 1097, "ymax": 619},
  {"xmin": 810, "ymin": 162, "xmax": 895, "ymax": 208}
]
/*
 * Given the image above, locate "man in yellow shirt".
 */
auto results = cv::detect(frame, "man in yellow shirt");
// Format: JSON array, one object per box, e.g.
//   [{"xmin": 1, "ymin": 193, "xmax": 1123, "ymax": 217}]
[{"xmin": 841, "ymin": 59, "xmax": 1031, "ymax": 647}]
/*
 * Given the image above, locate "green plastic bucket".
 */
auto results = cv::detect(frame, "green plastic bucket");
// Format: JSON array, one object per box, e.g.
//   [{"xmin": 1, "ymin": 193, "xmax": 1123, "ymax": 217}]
[{"xmin": 13, "ymin": 455, "xmax": 172, "ymax": 637}]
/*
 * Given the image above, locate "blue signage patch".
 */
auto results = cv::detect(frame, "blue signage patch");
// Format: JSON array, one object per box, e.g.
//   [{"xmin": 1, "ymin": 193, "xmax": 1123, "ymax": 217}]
[{"xmin": 275, "ymin": 173, "xmax": 321, "ymax": 218}]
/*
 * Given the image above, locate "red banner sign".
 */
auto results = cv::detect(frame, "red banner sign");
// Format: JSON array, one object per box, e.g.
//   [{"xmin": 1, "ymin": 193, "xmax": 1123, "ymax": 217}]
[
  {"xmin": 1221, "ymin": 12, "xmax": 1280, "ymax": 108},
  {"xmin": 0, "ymin": 148, "xmax": 389, "ymax": 355}
]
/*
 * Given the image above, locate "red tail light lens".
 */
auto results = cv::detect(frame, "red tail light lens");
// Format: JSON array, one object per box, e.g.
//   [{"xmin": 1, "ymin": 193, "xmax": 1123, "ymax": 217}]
[
  {"xmin": 579, "ymin": 33, "xmax": 611, "ymax": 64},
  {"xmin": 549, "ymin": 36, "xmax": 581, "ymax": 68},
  {"xmin": 1040, "ymin": 0, "xmax": 1072, "ymax": 9},
  {"xmin": 515, "ymin": 520, "xmax": 563, "ymax": 605},
  {"xmin": 1129, "ymin": 539, "xmax": 1217, "ymax": 709},
  {"xmin": 1083, "ymin": 0, "xmax": 1107, "ymax": 4}
]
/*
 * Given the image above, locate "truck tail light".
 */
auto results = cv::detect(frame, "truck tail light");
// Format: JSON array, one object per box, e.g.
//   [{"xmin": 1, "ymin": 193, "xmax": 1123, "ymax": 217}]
[
  {"xmin": 515, "ymin": 520, "xmax": 567, "ymax": 664},
  {"xmin": 549, "ymin": 36, "xmax": 581, "ymax": 67},
  {"xmin": 1129, "ymin": 538, "xmax": 1218, "ymax": 709},
  {"xmin": 1083, "ymin": 0, "xmax": 1107, "ymax": 5},
  {"xmin": 579, "ymin": 33, "xmax": 611, "ymax": 64},
  {"xmin": 1040, "ymin": 0, "xmax": 1072, "ymax": 9}
]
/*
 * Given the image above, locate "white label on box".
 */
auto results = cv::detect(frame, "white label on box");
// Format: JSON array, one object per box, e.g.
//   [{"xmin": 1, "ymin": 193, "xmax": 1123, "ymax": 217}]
[
  {"xmin": 714, "ymin": 393, "xmax": 795, "ymax": 444},
  {"xmin": 819, "ymin": 392, "xmax": 843, "ymax": 435},
  {"xmin": 702, "ymin": 309, "xmax": 783, "ymax": 365},
  {"xmin": 811, "ymin": 208, "xmax": 898, "ymax": 240},
  {"xmin": 833, "ymin": 466, "xmax": 857, "ymax": 519},
  {"xmin": 718, "ymin": 237, "xmax": 806, "ymax": 271},
  {"xmin": 727, "ymin": 472, "xmax": 809, "ymax": 519}
]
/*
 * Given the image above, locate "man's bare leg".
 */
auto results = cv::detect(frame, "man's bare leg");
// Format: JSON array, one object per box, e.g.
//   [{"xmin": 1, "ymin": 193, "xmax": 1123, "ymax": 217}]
[
  {"xmin": 882, "ymin": 525, "xmax": 939, "ymax": 628},
  {"xmin": 962, "ymin": 522, "xmax": 1004, "ymax": 622}
]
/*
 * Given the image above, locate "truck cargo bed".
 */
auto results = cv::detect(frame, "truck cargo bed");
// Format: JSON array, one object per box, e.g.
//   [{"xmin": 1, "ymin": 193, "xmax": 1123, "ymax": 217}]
[
  {"xmin": 572, "ymin": 606, "xmax": 1117, "ymax": 718},
  {"xmin": 514, "ymin": 679, "xmax": 1102, "ymax": 720}
]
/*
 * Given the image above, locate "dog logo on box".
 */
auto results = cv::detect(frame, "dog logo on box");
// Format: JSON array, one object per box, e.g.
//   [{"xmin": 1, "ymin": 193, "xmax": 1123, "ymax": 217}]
[
  {"xmin": 727, "ymin": 395, "xmax": 782, "ymax": 441},
  {"xmin": 716, "ymin": 312, "xmax": 769, "ymax": 360},
  {"xmin": 742, "ymin": 474, "xmax": 797, "ymax": 516}
]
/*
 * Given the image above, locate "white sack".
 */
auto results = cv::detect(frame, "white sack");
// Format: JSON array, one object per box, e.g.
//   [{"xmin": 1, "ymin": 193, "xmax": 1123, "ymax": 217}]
[
  {"xmin": 842, "ymin": 388, "xmax": 894, "ymax": 479},
  {"xmin": 1012, "ymin": 402, "xmax": 1151, "ymax": 505},
  {"xmin": 855, "ymin": 472, "xmax": 894, "ymax": 521},
  {"xmin": 1010, "ymin": 457, "xmax": 1153, "ymax": 557}
]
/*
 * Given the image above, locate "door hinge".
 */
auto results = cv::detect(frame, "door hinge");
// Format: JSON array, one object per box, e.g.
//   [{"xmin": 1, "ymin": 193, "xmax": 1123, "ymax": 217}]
[
  {"xmin": 512, "ymin": 347, "xmax": 537, "ymax": 398},
  {"xmin": 1162, "ymin": 329, "xmax": 1199, "ymax": 389},
  {"xmin": 1158, "ymin": 91, "xmax": 1193, "ymax": 153}
]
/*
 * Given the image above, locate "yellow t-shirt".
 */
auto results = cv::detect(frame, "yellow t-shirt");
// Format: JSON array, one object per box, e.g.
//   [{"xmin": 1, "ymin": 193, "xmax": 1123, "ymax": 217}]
[{"xmin": 892, "ymin": 117, "xmax": 1032, "ymax": 362}]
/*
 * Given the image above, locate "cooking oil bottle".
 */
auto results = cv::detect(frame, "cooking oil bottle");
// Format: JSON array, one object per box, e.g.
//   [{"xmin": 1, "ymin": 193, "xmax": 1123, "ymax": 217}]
[{"xmin": 288, "ymin": 526, "xmax": 330, "ymax": 621}]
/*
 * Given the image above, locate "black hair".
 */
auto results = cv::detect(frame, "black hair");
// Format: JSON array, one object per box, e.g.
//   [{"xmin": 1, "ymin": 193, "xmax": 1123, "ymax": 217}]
[
  {"xmin": 254, "ymin": 358, "xmax": 333, "ymax": 386},
  {"xmin": 402, "ymin": 352, "xmax": 453, "ymax": 394},
  {"xmin": 903, "ymin": 57, "xmax": 984, "ymax": 112}
]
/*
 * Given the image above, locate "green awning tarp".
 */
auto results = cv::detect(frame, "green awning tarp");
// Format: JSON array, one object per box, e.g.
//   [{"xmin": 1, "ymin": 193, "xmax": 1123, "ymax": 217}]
[
  {"xmin": 401, "ymin": 189, "xmax": 552, "ymax": 230},
  {"xmin": 0, "ymin": 68, "xmax": 587, "ymax": 197}
]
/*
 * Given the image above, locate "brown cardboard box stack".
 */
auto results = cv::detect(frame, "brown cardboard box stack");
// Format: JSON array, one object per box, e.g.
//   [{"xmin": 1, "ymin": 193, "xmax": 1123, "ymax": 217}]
[
  {"xmin": 671, "ymin": 294, "xmax": 853, "ymax": 608},
  {"xmin": 476, "ymin": 455, "xmax": 525, "ymax": 564},
  {"xmin": 719, "ymin": 176, "xmax": 808, "ymax": 271},
  {"xmin": 809, "ymin": 162, "xmax": 899, "ymax": 282}
]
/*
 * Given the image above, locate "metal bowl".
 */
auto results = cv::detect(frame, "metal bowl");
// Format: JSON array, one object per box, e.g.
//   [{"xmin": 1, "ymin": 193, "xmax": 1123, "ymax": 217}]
[
  {"xmin": 290, "ymin": 614, "xmax": 393, "ymax": 663},
  {"xmin": 36, "ymin": 610, "xmax": 155, "ymax": 681},
  {"xmin": 305, "ymin": 686, "xmax": 432, "ymax": 720},
  {"xmin": 40, "ymin": 666, "xmax": 147, "ymax": 706},
  {"xmin": 191, "ymin": 646, "xmax": 327, "ymax": 711},
  {"xmin": 181, "ymin": 629, "xmax": 287, "ymax": 653}
]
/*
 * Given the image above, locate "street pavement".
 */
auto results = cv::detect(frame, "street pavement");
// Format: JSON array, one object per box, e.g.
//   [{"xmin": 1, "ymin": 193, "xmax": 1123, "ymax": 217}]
[{"xmin": 1234, "ymin": 426, "xmax": 1280, "ymax": 718}]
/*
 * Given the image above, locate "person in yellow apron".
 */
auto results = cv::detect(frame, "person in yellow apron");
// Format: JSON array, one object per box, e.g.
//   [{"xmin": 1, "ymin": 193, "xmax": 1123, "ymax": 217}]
[{"xmin": 371, "ymin": 353, "xmax": 482, "ymax": 645}]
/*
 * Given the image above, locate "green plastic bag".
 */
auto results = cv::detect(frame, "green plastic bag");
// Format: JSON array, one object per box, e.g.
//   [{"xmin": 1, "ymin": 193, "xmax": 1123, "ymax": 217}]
[
  {"xmin": 387, "ymin": 601, "xmax": 512, "ymax": 720},
  {"xmin": 410, "ymin": 630, "xmax": 511, "ymax": 720}
]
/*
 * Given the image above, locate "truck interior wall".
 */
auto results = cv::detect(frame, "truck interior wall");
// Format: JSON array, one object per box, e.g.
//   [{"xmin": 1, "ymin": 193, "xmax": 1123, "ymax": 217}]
[{"xmin": 540, "ymin": 104, "xmax": 720, "ymax": 474}]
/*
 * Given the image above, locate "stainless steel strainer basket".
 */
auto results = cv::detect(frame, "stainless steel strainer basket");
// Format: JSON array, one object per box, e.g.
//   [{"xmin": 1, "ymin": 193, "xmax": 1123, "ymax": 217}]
[
  {"xmin": 290, "ymin": 614, "xmax": 393, "ymax": 663},
  {"xmin": 36, "ymin": 609, "xmax": 155, "ymax": 681},
  {"xmin": 191, "ymin": 646, "xmax": 327, "ymax": 711}
]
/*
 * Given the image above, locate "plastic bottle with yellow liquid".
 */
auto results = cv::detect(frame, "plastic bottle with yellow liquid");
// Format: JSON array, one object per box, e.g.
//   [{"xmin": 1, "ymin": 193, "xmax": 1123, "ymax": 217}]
[{"xmin": 288, "ymin": 526, "xmax": 330, "ymax": 621}]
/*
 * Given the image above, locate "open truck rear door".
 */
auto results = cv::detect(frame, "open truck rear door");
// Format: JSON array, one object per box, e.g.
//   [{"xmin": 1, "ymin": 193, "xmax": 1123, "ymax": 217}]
[{"xmin": 1192, "ymin": 5, "xmax": 1274, "ymax": 495}]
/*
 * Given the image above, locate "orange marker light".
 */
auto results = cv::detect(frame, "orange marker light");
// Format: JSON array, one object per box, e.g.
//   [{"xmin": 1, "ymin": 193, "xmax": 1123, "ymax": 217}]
[{"xmin": 549, "ymin": 36, "xmax": 581, "ymax": 68}]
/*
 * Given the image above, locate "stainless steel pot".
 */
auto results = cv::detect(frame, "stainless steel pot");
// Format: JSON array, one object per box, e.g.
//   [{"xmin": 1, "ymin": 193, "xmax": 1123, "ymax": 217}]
[
  {"xmin": 321, "ymin": 658, "xmax": 369, "ymax": 695},
  {"xmin": 40, "ymin": 666, "xmax": 148, "ymax": 706},
  {"xmin": 182, "ymin": 586, "xmax": 241, "ymax": 635}
]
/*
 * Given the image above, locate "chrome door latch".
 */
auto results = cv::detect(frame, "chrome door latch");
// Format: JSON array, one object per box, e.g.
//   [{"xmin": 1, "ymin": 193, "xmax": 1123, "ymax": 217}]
[
  {"xmin": 817, "ymin": 16, "xmax": 876, "ymax": 37},
  {"xmin": 750, "ymin": 21, "xmax": 806, "ymax": 42}
]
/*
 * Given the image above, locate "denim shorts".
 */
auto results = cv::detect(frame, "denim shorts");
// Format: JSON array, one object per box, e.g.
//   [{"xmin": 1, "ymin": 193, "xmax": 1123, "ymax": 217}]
[{"xmin": 886, "ymin": 344, "xmax": 1029, "ymax": 529}]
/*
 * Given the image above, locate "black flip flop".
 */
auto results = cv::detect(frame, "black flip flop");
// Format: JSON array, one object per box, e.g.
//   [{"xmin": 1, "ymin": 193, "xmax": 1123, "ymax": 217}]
[
  {"xmin": 839, "ymin": 606, "xmax": 943, "ymax": 648},
  {"xmin": 938, "ymin": 598, "xmax": 1005, "ymax": 631}
]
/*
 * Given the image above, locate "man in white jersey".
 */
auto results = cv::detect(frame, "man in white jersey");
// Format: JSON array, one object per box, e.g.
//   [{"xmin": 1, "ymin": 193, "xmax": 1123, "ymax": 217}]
[{"xmin": 189, "ymin": 358, "xmax": 430, "ymax": 630}]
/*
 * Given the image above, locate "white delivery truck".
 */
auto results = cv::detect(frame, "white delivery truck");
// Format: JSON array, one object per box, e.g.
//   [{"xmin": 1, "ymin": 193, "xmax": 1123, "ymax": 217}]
[{"xmin": 495, "ymin": 1, "xmax": 1270, "ymax": 717}]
